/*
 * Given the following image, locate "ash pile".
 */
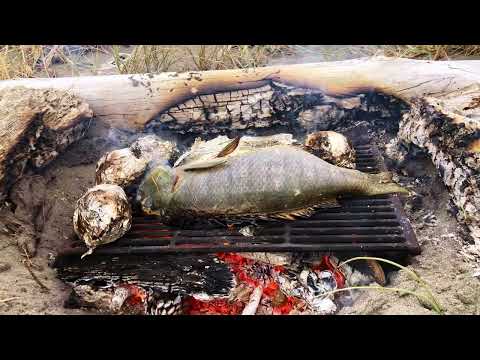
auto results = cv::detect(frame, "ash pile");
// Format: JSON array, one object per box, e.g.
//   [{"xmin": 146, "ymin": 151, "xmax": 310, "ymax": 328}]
[{"xmin": 53, "ymin": 130, "xmax": 414, "ymax": 315}]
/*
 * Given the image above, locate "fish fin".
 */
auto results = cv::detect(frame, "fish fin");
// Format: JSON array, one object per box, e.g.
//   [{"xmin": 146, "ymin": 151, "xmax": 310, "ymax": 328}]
[
  {"xmin": 181, "ymin": 157, "xmax": 228, "ymax": 171},
  {"xmin": 171, "ymin": 174, "xmax": 181, "ymax": 192},
  {"xmin": 216, "ymin": 136, "xmax": 241, "ymax": 158},
  {"xmin": 313, "ymin": 197, "xmax": 341, "ymax": 209},
  {"xmin": 269, "ymin": 202, "xmax": 339, "ymax": 221},
  {"xmin": 173, "ymin": 151, "xmax": 191, "ymax": 168}
]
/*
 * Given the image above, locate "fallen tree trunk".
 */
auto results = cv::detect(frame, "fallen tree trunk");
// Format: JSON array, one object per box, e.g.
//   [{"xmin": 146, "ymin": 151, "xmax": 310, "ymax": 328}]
[{"xmin": 0, "ymin": 56, "xmax": 478, "ymax": 131}]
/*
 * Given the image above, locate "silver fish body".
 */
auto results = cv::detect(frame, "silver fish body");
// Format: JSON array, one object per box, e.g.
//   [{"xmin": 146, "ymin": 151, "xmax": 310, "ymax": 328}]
[{"xmin": 138, "ymin": 145, "xmax": 407, "ymax": 221}]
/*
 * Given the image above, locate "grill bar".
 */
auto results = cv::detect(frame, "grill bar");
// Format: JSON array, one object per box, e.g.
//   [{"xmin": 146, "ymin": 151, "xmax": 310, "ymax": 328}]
[{"xmin": 56, "ymin": 141, "xmax": 421, "ymax": 260}]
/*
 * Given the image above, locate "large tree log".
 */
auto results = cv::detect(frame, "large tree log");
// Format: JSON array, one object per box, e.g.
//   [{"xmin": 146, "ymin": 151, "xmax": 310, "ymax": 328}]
[{"xmin": 0, "ymin": 56, "xmax": 478, "ymax": 130}]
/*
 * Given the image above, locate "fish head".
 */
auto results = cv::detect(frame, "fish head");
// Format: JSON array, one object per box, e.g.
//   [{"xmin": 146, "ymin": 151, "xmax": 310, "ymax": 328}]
[{"xmin": 137, "ymin": 164, "xmax": 176, "ymax": 216}]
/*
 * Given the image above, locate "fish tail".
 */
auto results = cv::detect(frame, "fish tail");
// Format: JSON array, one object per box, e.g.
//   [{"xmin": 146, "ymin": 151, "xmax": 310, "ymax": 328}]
[
  {"xmin": 364, "ymin": 172, "xmax": 410, "ymax": 195},
  {"xmin": 372, "ymin": 171, "xmax": 393, "ymax": 183}
]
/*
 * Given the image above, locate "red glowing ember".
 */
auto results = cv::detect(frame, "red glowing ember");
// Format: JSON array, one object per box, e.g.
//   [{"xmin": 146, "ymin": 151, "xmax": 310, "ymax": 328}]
[
  {"xmin": 122, "ymin": 284, "xmax": 147, "ymax": 306},
  {"xmin": 184, "ymin": 297, "xmax": 244, "ymax": 315},
  {"xmin": 183, "ymin": 253, "xmax": 345, "ymax": 315}
]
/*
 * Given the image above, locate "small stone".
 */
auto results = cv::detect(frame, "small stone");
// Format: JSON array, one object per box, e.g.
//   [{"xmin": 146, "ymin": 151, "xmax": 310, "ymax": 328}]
[{"xmin": 455, "ymin": 285, "xmax": 478, "ymax": 305}]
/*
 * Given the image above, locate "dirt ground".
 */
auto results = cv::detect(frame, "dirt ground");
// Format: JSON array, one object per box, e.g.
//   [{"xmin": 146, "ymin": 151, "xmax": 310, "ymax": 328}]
[{"xmin": 1, "ymin": 46, "xmax": 479, "ymax": 315}]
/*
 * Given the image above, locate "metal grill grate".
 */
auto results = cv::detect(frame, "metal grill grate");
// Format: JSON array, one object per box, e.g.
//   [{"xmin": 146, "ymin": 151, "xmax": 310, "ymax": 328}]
[{"xmin": 58, "ymin": 143, "xmax": 420, "ymax": 258}]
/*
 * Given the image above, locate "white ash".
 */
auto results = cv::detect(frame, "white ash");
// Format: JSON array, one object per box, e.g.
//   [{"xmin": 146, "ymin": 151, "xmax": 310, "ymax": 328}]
[
  {"xmin": 276, "ymin": 268, "xmax": 338, "ymax": 314},
  {"xmin": 385, "ymin": 138, "xmax": 409, "ymax": 165},
  {"xmin": 238, "ymin": 225, "xmax": 255, "ymax": 237},
  {"xmin": 111, "ymin": 286, "xmax": 131, "ymax": 312},
  {"xmin": 241, "ymin": 286, "xmax": 263, "ymax": 315},
  {"xmin": 191, "ymin": 292, "xmax": 223, "ymax": 302},
  {"xmin": 337, "ymin": 261, "xmax": 379, "ymax": 306},
  {"xmin": 73, "ymin": 184, "xmax": 132, "ymax": 257},
  {"xmin": 341, "ymin": 262, "xmax": 377, "ymax": 287}
]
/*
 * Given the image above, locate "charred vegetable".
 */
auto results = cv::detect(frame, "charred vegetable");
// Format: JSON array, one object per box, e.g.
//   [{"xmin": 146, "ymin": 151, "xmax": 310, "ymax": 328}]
[{"xmin": 73, "ymin": 184, "xmax": 132, "ymax": 257}]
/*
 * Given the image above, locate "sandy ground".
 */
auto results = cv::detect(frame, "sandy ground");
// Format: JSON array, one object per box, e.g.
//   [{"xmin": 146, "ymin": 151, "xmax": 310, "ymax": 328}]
[
  {"xmin": 1, "ymin": 45, "xmax": 479, "ymax": 315},
  {"xmin": 339, "ymin": 176, "xmax": 480, "ymax": 315}
]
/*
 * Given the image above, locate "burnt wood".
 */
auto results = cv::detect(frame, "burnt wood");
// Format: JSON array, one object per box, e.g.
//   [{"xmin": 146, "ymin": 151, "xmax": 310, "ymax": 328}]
[{"xmin": 54, "ymin": 253, "xmax": 235, "ymax": 297}]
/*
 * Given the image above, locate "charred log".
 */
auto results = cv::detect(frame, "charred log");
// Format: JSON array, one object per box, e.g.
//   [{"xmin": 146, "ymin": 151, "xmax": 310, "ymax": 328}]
[
  {"xmin": 53, "ymin": 253, "xmax": 235, "ymax": 298},
  {"xmin": 0, "ymin": 87, "xmax": 93, "ymax": 202},
  {"xmin": 146, "ymin": 82, "xmax": 326, "ymax": 134},
  {"xmin": 398, "ymin": 95, "xmax": 480, "ymax": 250},
  {"xmin": 1, "ymin": 57, "xmax": 478, "ymax": 131}
]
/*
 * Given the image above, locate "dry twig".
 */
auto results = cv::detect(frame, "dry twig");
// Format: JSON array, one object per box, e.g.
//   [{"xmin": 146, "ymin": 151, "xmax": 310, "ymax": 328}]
[
  {"xmin": 0, "ymin": 297, "xmax": 19, "ymax": 303},
  {"xmin": 21, "ymin": 245, "xmax": 50, "ymax": 292}
]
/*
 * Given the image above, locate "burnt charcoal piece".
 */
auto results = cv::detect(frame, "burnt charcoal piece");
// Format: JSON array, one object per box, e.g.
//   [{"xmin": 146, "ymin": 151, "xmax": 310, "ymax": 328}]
[
  {"xmin": 53, "ymin": 253, "xmax": 235, "ymax": 298},
  {"xmin": 409, "ymin": 194, "xmax": 424, "ymax": 212},
  {"xmin": 342, "ymin": 122, "xmax": 372, "ymax": 146}
]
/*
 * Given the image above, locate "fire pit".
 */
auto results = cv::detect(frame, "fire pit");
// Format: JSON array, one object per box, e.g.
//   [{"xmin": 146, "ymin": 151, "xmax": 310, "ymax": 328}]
[{"xmin": 1, "ymin": 56, "xmax": 479, "ymax": 315}]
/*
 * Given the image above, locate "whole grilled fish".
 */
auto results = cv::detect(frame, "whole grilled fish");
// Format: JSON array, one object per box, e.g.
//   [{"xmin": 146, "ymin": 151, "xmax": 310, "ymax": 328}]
[{"xmin": 138, "ymin": 142, "xmax": 408, "ymax": 223}]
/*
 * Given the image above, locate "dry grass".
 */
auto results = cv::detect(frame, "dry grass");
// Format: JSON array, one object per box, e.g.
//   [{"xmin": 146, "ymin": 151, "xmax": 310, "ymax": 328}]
[
  {"xmin": 383, "ymin": 45, "xmax": 480, "ymax": 60},
  {"xmin": 184, "ymin": 45, "xmax": 292, "ymax": 70},
  {"xmin": 0, "ymin": 45, "xmax": 44, "ymax": 80},
  {"xmin": 2, "ymin": 45, "xmax": 480, "ymax": 81},
  {"xmin": 112, "ymin": 45, "xmax": 293, "ymax": 73},
  {"xmin": 111, "ymin": 45, "xmax": 180, "ymax": 74},
  {"xmin": 0, "ymin": 45, "xmax": 110, "ymax": 80},
  {"xmin": 0, "ymin": 45, "xmax": 294, "ymax": 80}
]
